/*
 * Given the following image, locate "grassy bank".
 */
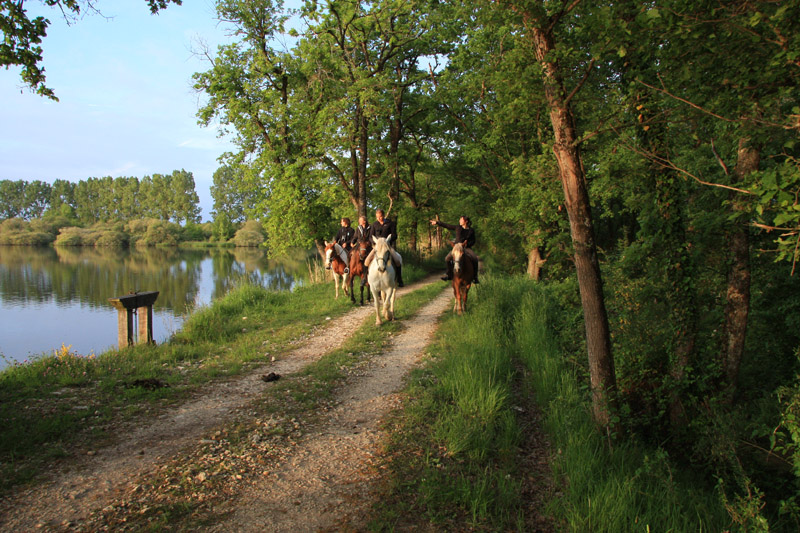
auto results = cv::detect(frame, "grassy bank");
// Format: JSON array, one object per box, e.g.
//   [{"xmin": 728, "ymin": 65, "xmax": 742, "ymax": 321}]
[
  {"xmin": 372, "ymin": 276, "xmax": 731, "ymax": 531},
  {"xmin": 0, "ymin": 259, "xmax": 435, "ymax": 496}
]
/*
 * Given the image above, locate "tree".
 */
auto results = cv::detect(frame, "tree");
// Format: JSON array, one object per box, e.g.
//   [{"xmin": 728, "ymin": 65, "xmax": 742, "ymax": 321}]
[
  {"xmin": 211, "ymin": 163, "xmax": 245, "ymax": 225},
  {"xmin": 22, "ymin": 179, "xmax": 51, "ymax": 218},
  {"xmin": 1, "ymin": 0, "xmax": 182, "ymax": 99},
  {"xmin": 0, "ymin": 179, "xmax": 25, "ymax": 219},
  {"xmin": 497, "ymin": 0, "xmax": 618, "ymax": 428},
  {"xmin": 196, "ymin": 0, "xmax": 443, "ymax": 256},
  {"xmin": 169, "ymin": 169, "xmax": 201, "ymax": 223}
]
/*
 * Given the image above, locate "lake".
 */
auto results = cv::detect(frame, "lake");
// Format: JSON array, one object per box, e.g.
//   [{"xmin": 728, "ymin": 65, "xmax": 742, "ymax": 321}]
[{"xmin": 0, "ymin": 245, "xmax": 312, "ymax": 370}]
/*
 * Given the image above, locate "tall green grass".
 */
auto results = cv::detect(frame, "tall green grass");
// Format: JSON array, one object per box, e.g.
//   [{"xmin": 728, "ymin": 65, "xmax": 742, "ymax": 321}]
[
  {"xmin": 515, "ymin": 285, "xmax": 730, "ymax": 531},
  {"xmin": 374, "ymin": 276, "xmax": 526, "ymax": 529},
  {"xmin": 374, "ymin": 276, "xmax": 731, "ymax": 531}
]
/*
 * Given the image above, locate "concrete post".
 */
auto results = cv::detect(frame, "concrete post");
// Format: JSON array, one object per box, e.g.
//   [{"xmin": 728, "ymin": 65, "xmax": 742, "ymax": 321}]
[{"xmin": 108, "ymin": 291, "xmax": 159, "ymax": 349}]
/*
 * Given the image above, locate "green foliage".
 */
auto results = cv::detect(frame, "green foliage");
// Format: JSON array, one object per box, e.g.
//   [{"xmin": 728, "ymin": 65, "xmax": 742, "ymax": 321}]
[
  {"xmin": 231, "ymin": 219, "xmax": 266, "ymax": 247},
  {"xmin": 0, "ymin": 175, "xmax": 201, "ymax": 226},
  {"xmin": 0, "ymin": 217, "xmax": 55, "ymax": 245}
]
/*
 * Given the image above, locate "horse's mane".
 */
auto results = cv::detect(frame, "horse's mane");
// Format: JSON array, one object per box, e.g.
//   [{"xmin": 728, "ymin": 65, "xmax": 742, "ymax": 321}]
[{"xmin": 452, "ymin": 242, "xmax": 464, "ymax": 255}]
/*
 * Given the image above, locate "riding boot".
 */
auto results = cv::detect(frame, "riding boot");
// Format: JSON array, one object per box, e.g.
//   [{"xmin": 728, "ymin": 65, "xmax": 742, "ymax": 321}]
[
  {"xmin": 396, "ymin": 264, "xmax": 405, "ymax": 287},
  {"xmin": 441, "ymin": 260, "xmax": 453, "ymax": 281},
  {"xmin": 472, "ymin": 258, "xmax": 479, "ymax": 284}
]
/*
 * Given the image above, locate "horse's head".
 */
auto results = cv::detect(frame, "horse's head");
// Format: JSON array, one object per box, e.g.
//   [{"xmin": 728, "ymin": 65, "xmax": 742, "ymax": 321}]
[
  {"xmin": 323, "ymin": 241, "xmax": 337, "ymax": 268},
  {"xmin": 371, "ymin": 235, "xmax": 391, "ymax": 273},
  {"xmin": 452, "ymin": 242, "xmax": 465, "ymax": 274},
  {"xmin": 357, "ymin": 237, "xmax": 372, "ymax": 262}
]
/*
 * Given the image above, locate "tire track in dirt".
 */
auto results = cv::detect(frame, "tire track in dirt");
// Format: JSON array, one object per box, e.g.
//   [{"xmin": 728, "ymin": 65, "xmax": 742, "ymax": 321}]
[{"xmin": 0, "ymin": 276, "xmax": 446, "ymax": 531}]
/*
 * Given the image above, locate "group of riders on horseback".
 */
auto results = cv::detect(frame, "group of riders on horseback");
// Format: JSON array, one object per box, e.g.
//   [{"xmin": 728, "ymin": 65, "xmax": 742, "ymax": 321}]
[{"xmin": 328, "ymin": 209, "xmax": 480, "ymax": 289}]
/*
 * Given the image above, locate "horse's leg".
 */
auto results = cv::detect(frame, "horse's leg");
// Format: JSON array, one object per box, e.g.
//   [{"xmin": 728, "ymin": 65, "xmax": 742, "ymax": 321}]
[
  {"xmin": 363, "ymin": 277, "xmax": 371, "ymax": 303},
  {"xmin": 373, "ymin": 289, "xmax": 382, "ymax": 325},
  {"xmin": 463, "ymin": 286, "xmax": 469, "ymax": 312},
  {"xmin": 384, "ymin": 289, "xmax": 393, "ymax": 321},
  {"xmin": 387, "ymin": 287, "xmax": 396, "ymax": 321},
  {"xmin": 333, "ymin": 272, "xmax": 340, "ymax": 299},
  {"xmin": 452, "ymin": 281, "xmax": 459, "ymax": 313}
]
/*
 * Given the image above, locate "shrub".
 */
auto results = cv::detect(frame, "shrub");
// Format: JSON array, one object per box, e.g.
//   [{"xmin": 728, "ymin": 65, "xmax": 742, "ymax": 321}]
[
  {"xmin": 94, "ymin": 230, "xmax": 128, "ymax": 247},
  {"xmin": 181, "ymin": 222, "xmax": 212, "ymax": 242},
  {"xmin": 124, "ymin": 218, "xmax": 154, "ymax": 237},
  {"xmin": 231, "ymin": 220, "xmax": 265, "ymax": 247},
  {"xmin": 137, "ymin": 220, "xmax": 179, "ymax": 246},
  {"xmin": 54, "ymin": 227, "xmax": 86, "ymax": 246},
  {"xmin": 0, "ymin": 218, "xmax": 26, "ymax": 233}
]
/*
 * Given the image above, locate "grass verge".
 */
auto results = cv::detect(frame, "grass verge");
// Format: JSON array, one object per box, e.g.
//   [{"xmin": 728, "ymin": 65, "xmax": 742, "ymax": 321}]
[{"xmin": 370, "ymin": 276, "xmax": 732, "ymax": 531}]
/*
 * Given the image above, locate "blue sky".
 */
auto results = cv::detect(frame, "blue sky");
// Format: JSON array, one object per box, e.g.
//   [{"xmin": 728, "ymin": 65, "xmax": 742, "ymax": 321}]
[{"xmin": 0, "ymin": 1, "xmax": 238, "ymax": 221}]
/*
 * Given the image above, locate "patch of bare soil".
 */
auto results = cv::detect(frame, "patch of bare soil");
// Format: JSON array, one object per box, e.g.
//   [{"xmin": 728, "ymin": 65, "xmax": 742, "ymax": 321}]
[{"xmin": 0, "ymin": 278, "xmax": 439, "ymax": 531}]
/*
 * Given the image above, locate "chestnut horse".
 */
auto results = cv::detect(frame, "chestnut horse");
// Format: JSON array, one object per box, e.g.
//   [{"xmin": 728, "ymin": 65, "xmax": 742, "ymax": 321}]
[
  {"xmin": 451, "ymin": 242, "xmax": 474, "ymax": 315},
  {"xmin": 324, "ymin": 241, "xmax": 349, "ymax": 299},
  {"xmin": 348, "ymin": 236, "xmax": 372, "ymax": 305},
  {"xmin": 367, "ymin": 235, "xmax": 398, "ymax": 325}
]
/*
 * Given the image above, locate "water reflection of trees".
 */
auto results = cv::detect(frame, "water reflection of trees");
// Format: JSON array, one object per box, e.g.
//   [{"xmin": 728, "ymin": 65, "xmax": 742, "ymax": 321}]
[{"xmin": 0, "ymin": 246, "xmax": 311, "ymax": 315}]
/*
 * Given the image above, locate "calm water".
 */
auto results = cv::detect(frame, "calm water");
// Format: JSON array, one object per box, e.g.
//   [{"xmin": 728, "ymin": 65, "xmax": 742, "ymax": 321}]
[{"xmin": 0, "ymin": 246, "xmax": 311, "ymax": 369}]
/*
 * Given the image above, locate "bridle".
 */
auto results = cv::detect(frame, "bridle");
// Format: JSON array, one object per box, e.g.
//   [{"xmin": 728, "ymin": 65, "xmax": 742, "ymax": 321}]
[{"xmin": 357, "ymin": 239, "xmax": 371, "ymax": 262}]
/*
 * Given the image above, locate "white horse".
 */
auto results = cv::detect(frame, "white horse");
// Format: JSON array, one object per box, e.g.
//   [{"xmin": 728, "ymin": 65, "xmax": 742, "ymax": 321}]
[{"xmin": 367, "ymin": 235, "xmax": 398, "ymax": 325}]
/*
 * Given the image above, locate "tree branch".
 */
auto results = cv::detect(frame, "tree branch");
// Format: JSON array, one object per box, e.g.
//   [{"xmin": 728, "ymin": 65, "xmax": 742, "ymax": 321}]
[{"xmin": 564, "ymin": 57, "xmax": 595, "ymax": 107}]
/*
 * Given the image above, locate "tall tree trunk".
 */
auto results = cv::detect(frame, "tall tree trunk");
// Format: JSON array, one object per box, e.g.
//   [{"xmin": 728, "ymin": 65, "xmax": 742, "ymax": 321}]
[
  {"xmin": 724, "ymin": 139, "xmax": 759, "ymax": 398},
  {"xmin": 530, "ymin": 25, "xmax": 617, "ymax": 429}
]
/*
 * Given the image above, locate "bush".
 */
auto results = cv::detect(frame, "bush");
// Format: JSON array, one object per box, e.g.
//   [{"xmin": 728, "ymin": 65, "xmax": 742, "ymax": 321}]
[
  {"xmin": 231, "ymin": 220, "xmax": 265, "ymax": 247},
  {"xmin": 54, "ymin": 227, "xmax": 86, "ymax": 246},
  {"xmin": 136, "ymin": 220, "xmax": 179, "ymax": 246},
  {"xmin": 94, "ymin": 230, "xmax": 128, "ymax": 247},
  {"xmin": 0, "ymin": 218, "xmax": 26, "ymax": 233},
  {"xmin": 181, "ymin": 222, "xmax": 212, "ymax": 242}
]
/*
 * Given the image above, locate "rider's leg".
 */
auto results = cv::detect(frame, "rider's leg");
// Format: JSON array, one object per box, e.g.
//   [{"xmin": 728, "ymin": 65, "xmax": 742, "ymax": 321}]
[
  {"xmin": 466, "ymin": 249, "xmax": 479, "ymax": 284},
  {"xmin": 441, "ymin": 252, "xmax": 454, "ymax": 281},
  {"xmin": 390, "ymin": 249, "xmax": 404, "ymax": 287},
  {"xmin": 339, "ymin": 248, "xmax": 349, "ymax": 273}
]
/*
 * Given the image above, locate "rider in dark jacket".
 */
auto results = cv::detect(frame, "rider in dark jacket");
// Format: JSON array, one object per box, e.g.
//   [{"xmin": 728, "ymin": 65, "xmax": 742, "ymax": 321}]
[
  {"xmin": 368, "ymin": 209, "xmax": 404, "ymax": 287},
  {"xmin": 332, "ymin": 217, "xmax": 354, "ymax": 273},
  {"xmin": 335, "ymin": 217, "xmax": 355, "ymax": 249},
  {"xmin": 351, "ymin": 216, "xmax": 371, "ymax": 246},
  {"xmin": 430, "ymin": 216, "xmax": 480, "ymax": 284}
]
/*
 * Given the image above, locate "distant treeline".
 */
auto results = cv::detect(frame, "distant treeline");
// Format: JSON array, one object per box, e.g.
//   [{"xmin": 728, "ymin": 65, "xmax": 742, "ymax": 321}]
[
  {"xmin": 0, "ymin": 217, "xmax": 267, "ymax": 248},
  {"xmin": 0, "ymin": 171, "xmax": 201, "ymax": 224}
]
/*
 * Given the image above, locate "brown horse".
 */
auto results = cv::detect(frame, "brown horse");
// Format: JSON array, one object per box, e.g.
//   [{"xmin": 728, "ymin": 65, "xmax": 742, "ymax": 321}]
[
  {"xmin": 348, "ymin": 237, "xmax": 372, "ymax": 305},
  {"xmin": 451, "ymin": 242, "xmax": 474, "ymax": 315},
  {"xmin": 324, "ymin": 241, "xmax": 349, "ymax": 299}
]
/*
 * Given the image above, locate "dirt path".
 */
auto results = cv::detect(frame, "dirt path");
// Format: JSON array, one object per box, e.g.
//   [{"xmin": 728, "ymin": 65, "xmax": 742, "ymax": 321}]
[
  {"xmin": 0, "ymin": 277, "xmax": 450, "ymax": 531},
  {"xmin": 210, "ymin": 288, "xmax": 453, "ymax": 532}
]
